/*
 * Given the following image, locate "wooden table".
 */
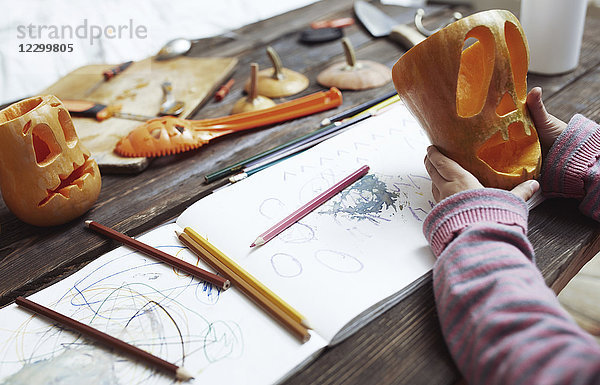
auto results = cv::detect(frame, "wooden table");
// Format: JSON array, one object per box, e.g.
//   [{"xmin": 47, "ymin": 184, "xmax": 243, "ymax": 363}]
[{"xmin": 1, "ymin": 1, "xmax": 599, "ymax": 383}]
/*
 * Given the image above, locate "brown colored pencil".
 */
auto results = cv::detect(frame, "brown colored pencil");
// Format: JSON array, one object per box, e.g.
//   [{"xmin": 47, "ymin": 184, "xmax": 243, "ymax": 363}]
[
  {"xmin": 176, "ymin": 230, "xmax": 311, "ymax": 343},
  {"xmin": 85, "ymin": 220, "xmax": 230, "ymax": 290},
  {"xmin": 16, "ymin": 296, "xmax": 194, "ymax": 381}
]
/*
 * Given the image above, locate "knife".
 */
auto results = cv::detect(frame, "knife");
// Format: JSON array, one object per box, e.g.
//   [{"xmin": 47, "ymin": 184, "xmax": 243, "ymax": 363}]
[{"xmin": 354, "ymin": 0, "xmax": 433, "ymax": 48}]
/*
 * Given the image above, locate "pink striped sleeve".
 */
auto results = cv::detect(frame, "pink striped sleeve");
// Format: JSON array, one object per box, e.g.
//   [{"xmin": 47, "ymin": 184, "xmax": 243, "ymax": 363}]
[
  {"xmin": 424, "ymin": 189, "xmax": 600, "ymax": 385},
  {"xmin": 541, "ymin": 114, "xmax": 600, "ymax": 220}
]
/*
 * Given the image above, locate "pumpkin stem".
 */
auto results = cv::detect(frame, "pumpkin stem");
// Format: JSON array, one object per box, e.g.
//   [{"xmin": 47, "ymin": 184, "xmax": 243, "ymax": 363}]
[
  {"xmin": 249, "ymin": 63, "xmax": 258, "ymax": 103},
  {"xmin": 342, "ymin": 38, "xmax": 358, "ymax": 69},
  {"xmin": 267, "ymin": 46, "xmax": 285, "ymax": 80}
]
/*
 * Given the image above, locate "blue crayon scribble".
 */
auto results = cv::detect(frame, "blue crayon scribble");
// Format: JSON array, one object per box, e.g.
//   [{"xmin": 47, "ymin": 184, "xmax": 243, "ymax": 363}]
[{"xmin": 319, "ymin": 174, "xmax": 401, "ymax": 224}]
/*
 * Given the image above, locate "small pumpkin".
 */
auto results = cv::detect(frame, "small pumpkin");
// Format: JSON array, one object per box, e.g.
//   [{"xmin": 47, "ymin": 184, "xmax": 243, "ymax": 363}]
[
  {"xmin": 317, "ymin": 37, "xmax": 391, "ymax": 90},
  {"xmin": 232, "ymin": 63, "xmax": 276, "ymax": 114},
  {"xmin": 243, "ymin": 46, "xmax": 309, "ymax": 98},
  {"xmin": 0, "ymin": 95, "xmax": 101, "ymax": 226},
  {"xmin": 392, "ymin": 10, "xmax": 541, "ymax": 190}
]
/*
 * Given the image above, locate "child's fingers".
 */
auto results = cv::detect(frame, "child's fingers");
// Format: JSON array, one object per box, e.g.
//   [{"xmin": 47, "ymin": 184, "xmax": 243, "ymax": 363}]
[
  {"xmin": 432, "ymin": 184, "xmax": 441, "ymax": 202},
  {"xmin": 424, "ymin": 155, "xmax": 445, "ymax": 186},
  {"xmin": 526, "ymin": 87, "xmax": 549, "ymax": 126},
  {"xmin": 426, "ymin": 146, "xmax": 467, "ymax": 181},
  {"xmin": 510, "ymin": 179, "xmax": 540, "ymax": 202}
]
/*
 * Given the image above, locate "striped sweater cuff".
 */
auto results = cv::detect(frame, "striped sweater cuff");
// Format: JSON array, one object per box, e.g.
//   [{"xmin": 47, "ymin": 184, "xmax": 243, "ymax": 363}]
[
  {"xmin": 541, "ymin": 114, "xmax": 600, "ymax": 198},
  {"xmin": 423, "ymin": 189, "xmax": 529, "ymax": 257}
]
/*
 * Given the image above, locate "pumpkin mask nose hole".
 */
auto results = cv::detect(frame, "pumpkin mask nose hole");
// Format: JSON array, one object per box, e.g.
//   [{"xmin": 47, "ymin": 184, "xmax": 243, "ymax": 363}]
[
  {"xmin": 496, "ymin": 92, "xmax": 517, "ymax": 116},
  {"xmin": 456, "ymin": 26, "xmax": 495, "ymax": 118},
  {"xmin": 477, "ymin": 121, "xmax": 540, "ymax": 175},
  {"xmin": 31, "ymin": 123, "xmax": 61, "ymax": 165}
]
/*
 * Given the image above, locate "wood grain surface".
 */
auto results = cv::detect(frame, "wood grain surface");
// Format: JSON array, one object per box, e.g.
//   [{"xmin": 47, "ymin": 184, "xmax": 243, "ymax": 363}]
[
  {"xmin": 0, "ymin": 1, "xmax": 599, "ymax": 384},
  {"xmin": 42, "ymin": 56, "xmax": 238, "ymax": 172}
]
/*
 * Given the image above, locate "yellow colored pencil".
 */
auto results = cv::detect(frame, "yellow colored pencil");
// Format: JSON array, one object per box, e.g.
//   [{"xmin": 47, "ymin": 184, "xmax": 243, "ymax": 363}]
[
  {"xmin": 176, "ymin": 231, "xmax": 311, "ymax": 343},
  {"xmin": 183, "ymin": 227, "xmax": 310, "ymax": 329}
]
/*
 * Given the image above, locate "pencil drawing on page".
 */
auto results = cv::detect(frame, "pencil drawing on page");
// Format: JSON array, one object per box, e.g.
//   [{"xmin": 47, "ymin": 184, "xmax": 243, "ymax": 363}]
[{"xmin": 0, "ymin": 245, "xmax": 244, "ymax": 385}]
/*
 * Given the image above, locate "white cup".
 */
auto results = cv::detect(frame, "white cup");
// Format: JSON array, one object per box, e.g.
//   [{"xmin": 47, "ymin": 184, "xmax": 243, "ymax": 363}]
[{"xmin": 520, "ymin": 0, "xmax": 587, "ymax": 74}]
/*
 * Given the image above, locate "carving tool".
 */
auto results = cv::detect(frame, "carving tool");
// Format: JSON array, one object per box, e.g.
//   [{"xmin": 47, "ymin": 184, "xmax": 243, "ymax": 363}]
[
  {"xmin": 311, "ymin": 17, "xmax": 355, "ymax": 29},
  {"xmin": 16, "ymin": 296, "xmax": 194, "ymax": 381},
  {"xmin": 158, "ymin": 81, "xmax": 185, "ymax": 116},
  {"xmin": 250, "ymin": 165, "xmax": 370, "ymax": 247},
  {"xmin": 62, "ymin": 99, "xmax": 155, "ymax": 122},
  {"xmin": 214, "ymin": 78, "xmax": 235, "ymax": 101},
  {"xmin": 114, "ymin": 87, "xmax": 343, "ymax": 158},
  {"xmin": 83, "ymin": 61, "xmax": 133, "ymax": 97}
]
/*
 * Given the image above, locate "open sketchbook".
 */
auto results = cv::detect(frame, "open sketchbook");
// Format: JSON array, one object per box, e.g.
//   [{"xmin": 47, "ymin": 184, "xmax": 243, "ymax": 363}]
[{"xmin": 0, "ymin": 101, "xmax": 439, "ymax": 384}]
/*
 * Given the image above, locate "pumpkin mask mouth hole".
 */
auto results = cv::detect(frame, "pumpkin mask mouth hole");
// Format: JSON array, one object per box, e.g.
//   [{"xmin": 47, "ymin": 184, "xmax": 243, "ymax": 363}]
[
  {"xmin": 38, "ymin": 156, "xmax": 97, "ymax": 207},
  {"xmin": 477, "ymin": 121, "xmax": 540, "ymax": 175}
]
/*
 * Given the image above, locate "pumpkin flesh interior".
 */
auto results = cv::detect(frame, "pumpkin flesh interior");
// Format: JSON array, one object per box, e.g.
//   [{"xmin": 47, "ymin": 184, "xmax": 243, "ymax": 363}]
[
  {"xmin": 477, "ymin": 121, "xmax": 539, "ymax": 175},
  {"xmin": 0, "ymin": 97, "xmax": 42, "ymax": 123}
]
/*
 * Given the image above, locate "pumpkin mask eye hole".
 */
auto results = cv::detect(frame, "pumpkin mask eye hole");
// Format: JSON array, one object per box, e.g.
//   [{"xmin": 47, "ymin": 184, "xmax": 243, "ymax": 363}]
[
  {"xmin": 504, "ymin": 21, "xmax": 527, "ymax": 100},
  {"xmin": 456, "ymin": 26, "xmax": 495, "ymax": 118},
  {"xmin": 31, "ymin": 123, "xmax": 61, "ymax": 165},
  {"xmin": 58, "ymin": 109, "xmax": 78, "ymax": 147}
]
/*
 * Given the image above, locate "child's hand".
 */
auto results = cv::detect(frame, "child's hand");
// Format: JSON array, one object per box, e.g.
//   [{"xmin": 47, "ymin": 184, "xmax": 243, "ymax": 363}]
[
  {"xmin": 527, "ymin": 87, "xmax": 567, "ymax": 153},
  {"xmin": 424, "ymin": 146, "xmax": 539, "ymax": 202},
  {"xmin": 424, "ymin": 146, "xmax": 483, "ymax": 202}
]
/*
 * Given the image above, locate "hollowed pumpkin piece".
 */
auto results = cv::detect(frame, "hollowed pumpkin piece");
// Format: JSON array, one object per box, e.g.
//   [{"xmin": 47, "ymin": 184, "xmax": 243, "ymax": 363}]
[
  {"xmin": 477, "ymin": 121, "xmax": 540, "ymax": 175},
  {"xmin": 392, "ymin": 9, "xmax": 541, "ymax": 190}
]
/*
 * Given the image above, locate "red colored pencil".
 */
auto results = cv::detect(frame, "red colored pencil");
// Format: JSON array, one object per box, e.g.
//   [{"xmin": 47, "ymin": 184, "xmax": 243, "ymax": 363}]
[
  {"xmin": 16, "ymin": 296, "xmax": 194, "ymax": 381},
  {"xmin": 250, "ymin": 165, "xmax": 370, "ymax": 247},
  {"xmin": 85, "ymin": 221, "xmax": 230, "ymax": 290}
]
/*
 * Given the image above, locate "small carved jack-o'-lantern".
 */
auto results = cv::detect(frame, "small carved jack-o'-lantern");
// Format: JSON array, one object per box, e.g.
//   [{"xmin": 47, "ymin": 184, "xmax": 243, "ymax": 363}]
[
  {"xmin": 0, "ymin": 95, "xmax": 101, "ymax": 226},
  {"xmin": 392, "ymin": 10, "xmax": 541, "ymax": 190}
]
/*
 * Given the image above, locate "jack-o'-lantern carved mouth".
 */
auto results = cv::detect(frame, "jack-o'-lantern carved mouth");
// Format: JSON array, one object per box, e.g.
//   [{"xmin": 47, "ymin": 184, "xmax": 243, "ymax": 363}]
[
  {"xmin": 477, "ymin": 121, "xmax": 540, "ymax": 175},
  {"xmin": 38, "ymin": 155, "xmax": 97, "ymax": 207}
]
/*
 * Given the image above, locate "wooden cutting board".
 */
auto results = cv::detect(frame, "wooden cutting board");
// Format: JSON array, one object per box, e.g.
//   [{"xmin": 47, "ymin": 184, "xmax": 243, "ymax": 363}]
[{"xmin": 42, "ymin": 56, "xmax": 238, "ymax": 173}]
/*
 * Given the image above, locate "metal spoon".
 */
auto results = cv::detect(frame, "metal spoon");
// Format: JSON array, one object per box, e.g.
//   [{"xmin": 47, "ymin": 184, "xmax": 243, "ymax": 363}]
[
  {"xmin": 154, "ymin": 32, "xmax": 241, "ymax": 61},
  {"xmin": 155, "ymin": 38, "xmax": 192, "ymax": 61},
  {"xmin": 159, "ymin": 81, "xmax": 185, "ymax": 116}
]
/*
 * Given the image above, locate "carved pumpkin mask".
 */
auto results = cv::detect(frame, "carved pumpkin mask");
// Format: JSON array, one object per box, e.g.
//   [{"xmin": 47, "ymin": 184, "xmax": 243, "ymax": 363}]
[
  {"xmin": 0, "ymin": 95, "xmax": 101, "ymax": 226},
  {"xmin": 392, "ymin": 10, "xmax": 541, "ymax": 190}
]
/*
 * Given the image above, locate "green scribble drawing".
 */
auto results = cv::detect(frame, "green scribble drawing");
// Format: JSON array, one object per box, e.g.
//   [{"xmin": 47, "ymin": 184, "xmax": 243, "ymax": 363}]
[{"xmin": 319, "ymin": 174, "xmax": 401, "ymax": 223}]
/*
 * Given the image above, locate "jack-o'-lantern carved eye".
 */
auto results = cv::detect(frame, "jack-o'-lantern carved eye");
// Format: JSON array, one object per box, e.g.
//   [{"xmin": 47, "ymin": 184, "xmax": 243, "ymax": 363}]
[
  {"xmin": 456, "ymin": 26, "xmax": 495, "ymax": 118},
  {"xmin": 31, "ymin": 123, "xmax": 61, "ymax": 165},
  {"xmin": 58, "ymin": 109, "xmax": 78, "ymax": 147},
  {"xmin": 505, "ymin": 21, "xmax": 527, "ymax": 100}
]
